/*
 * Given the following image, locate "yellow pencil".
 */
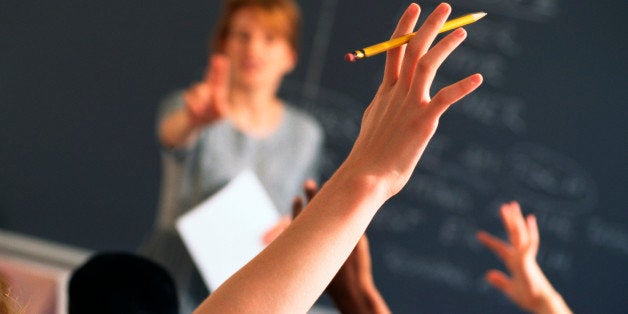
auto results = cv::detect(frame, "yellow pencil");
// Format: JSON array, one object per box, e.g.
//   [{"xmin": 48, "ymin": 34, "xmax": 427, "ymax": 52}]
[{"xmin": 345, "ymin": 12, "xmax": 487, "ymax": 62}]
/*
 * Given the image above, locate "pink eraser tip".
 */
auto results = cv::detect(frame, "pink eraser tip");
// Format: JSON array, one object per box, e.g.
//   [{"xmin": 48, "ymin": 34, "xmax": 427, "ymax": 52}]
[{"xmin": 344, "ymin": 53, "xmax": 356, "ymax": 62}]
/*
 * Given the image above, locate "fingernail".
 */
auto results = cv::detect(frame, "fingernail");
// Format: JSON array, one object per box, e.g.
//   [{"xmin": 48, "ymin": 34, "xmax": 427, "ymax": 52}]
[
  {"xmin": 471, "ymin": 74, "xmax": 483, "ymax": 84},
  {"xmin": 453, "ymin": 28, "xmax": 466, "ymax": 37}
]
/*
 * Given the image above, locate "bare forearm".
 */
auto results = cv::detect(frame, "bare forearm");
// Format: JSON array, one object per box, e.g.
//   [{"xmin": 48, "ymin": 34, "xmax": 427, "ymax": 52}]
[{"xmin": 195, "ymin": 167, "xmax": 389, "ymax": 313}]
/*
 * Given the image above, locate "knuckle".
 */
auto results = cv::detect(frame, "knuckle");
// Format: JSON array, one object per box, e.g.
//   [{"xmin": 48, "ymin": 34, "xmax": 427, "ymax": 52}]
[{"xmin": 416, "ymin": 58, "xmax": 434, "ymax": 73}]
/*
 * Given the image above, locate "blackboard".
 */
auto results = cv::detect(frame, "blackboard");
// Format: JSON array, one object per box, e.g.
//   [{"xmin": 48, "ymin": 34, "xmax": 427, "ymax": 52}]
[{"xmin": 2, "ymin": 1, "xmax": 626, "ymax": 313}]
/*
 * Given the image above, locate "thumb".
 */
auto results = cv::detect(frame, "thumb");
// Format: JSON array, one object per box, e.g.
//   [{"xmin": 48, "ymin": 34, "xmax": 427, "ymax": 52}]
[{"xmin": 485, "ymin": 269, "xmax": 513, "ymax": 295}]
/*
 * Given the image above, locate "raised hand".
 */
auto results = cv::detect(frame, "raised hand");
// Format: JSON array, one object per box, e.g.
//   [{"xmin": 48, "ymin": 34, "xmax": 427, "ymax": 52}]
[
  {"xmin": 477, "ymin": 201, "xmax": 572, "ymax": 314},
  {"xmin": 342, "ymin": 2, "xmax": 483, "ymax": 198}
]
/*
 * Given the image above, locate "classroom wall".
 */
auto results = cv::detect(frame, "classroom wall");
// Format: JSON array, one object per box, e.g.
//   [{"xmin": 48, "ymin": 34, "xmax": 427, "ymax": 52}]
[{"xmin": 2, "ymin": 1, "xmax": 626, "ymax": 313}]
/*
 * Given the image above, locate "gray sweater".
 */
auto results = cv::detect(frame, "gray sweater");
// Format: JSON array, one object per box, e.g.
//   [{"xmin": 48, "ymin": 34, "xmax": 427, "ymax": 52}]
[{"xmin": 142, "ymin": 90, "xmax": 324, "ymax": 310}]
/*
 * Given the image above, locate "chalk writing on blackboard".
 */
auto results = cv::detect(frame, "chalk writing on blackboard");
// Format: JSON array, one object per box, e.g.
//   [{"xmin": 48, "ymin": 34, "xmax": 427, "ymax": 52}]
[{"xmin": 587, "ymin": 217, "xmax": 628, "ymax": 257}]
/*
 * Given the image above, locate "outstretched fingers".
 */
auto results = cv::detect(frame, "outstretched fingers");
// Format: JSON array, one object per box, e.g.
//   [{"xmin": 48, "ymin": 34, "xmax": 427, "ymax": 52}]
[
  {"xmin": 410, "ymin": 27, "xmax": 467, "ymax": 101},
  {"xmin": 502, "ymin": 201, "xmax": 530, "ymax": 249},
  {"xmin": 427, "ymin": 73, "xmax": 483, "ymax": 119},
  {"xmin": 526, "ymin": 214, "xmax": 540, "ymax": 254},
  {"xmin": 477, "ymin": 230, "xmax": 510, "ymax": 262},
  {"xmin": 398, "ymin": 3, "xmax": 451, "ymax": 90},
  {"xmin": 383, "ymin": 3, "xmax": 420, "ymax": 85}
]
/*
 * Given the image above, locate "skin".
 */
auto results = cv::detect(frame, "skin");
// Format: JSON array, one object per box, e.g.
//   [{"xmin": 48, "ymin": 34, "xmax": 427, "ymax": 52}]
[
  {"xmin": 194, "ymin": 3, "xmax": 483, "ymax": 313},
  {"xmin": 0, "ymin": 261, "xmax": 55, "ymax": 314},
  {"xmin": 477, "ymin": 202, "xmax": 572, "ymax": 314},
  {"xmin": 292, "ymin": 180, "xmax": 391, "ymax": 314}
]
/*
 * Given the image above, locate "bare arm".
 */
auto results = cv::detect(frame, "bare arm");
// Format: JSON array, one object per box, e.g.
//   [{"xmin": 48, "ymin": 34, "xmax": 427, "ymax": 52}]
[
  {"xmin": 194, "ymin": 3, "xmax": 482, "ymax": 313},
  {"xmin": 294, "ymin": 180, "xmax": 391, "ymax": 314}
]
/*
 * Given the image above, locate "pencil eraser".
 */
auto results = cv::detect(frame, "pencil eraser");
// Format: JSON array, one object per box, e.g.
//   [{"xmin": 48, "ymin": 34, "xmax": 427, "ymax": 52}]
[{"xmin": 344, "ymin": 53, "xmax": 356, "ymax": 62}]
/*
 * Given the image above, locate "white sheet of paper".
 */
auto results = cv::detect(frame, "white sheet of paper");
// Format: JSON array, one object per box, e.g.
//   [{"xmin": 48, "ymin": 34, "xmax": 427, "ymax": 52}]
[{"xmin": 176, "ymin": 169, "xmax": 280, "ymax": 291}]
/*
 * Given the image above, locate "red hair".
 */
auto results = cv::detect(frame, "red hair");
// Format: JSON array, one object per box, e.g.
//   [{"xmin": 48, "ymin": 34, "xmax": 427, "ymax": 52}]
[{"xmin": 211, "ymin": 0, "xmax": 302, "ymax": 55}]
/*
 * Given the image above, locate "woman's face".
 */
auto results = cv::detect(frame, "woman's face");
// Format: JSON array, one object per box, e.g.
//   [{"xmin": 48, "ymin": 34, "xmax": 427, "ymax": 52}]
[{"xmin": 224, "ymin": 7, "xmax": 296, "ymax": 91}]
